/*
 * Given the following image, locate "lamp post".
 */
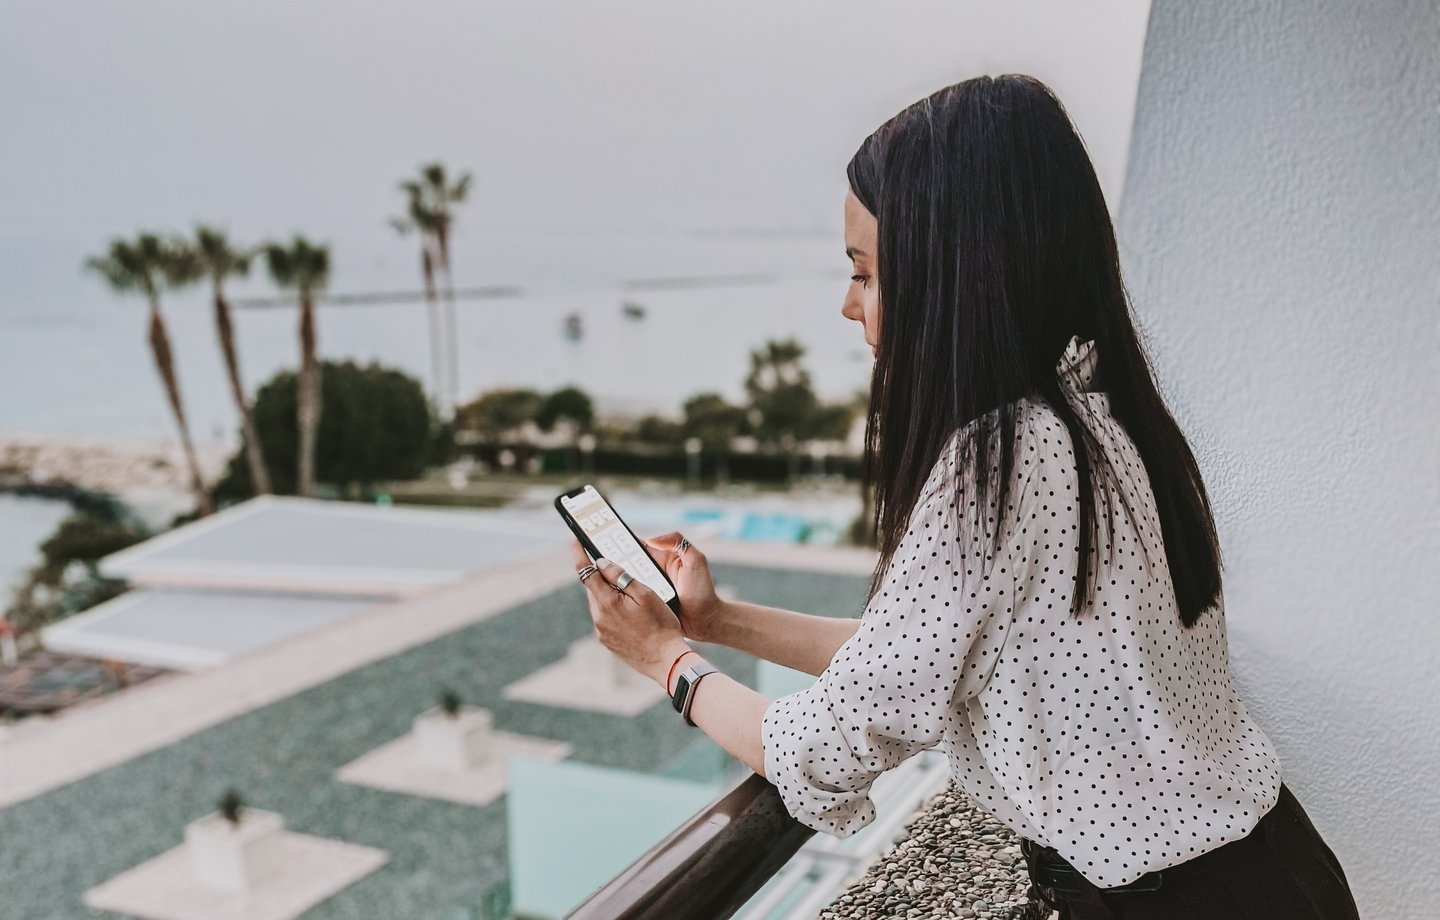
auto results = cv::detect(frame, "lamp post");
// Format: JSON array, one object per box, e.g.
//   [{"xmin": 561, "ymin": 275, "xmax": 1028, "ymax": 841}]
[
  {"xmin": 578, "ymin": 433, "xmax": 597, "ymax": 477},
  {"xmin": 808, "ymin": 441, "xmax": 828, "ymax": 479},
  {"xmin": 684, "ymin": 437, "xmax": 703, "ymax": 489}
]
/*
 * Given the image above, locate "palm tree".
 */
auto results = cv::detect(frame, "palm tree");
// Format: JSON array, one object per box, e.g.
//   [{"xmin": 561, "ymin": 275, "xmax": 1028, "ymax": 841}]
[
  {"xmin": 390, "ymin": 197, "xmax": 445, "ymax": 415},
  {"xmin": 85, "ymin": 234, "xmax": 215, "ymax": 516},
  {"xmin": 262, "ymin": 236, "xmax": 331, "ymax": 498},
  {"xmin": 398, "ymin": 163, "xmax": 472, "ymax": 417},
  {"xmin": 186, "ymin": 226, "xmax": 272, "ymax": 495}
]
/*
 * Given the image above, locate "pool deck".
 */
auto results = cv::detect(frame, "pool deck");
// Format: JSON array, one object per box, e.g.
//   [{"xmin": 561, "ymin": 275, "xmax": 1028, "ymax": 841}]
[{"xmin": 0, "ymin": 540, "xmax": 875, "ymax": 919}]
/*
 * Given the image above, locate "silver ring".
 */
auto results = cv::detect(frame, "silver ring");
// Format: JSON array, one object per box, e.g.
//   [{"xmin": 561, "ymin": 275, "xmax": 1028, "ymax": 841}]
[
  {"xmin": 676, "ymin": 537, "xmax": 691, "ymax": 558},
  {"xmin": 614, "ymin": 570, "xmax": 635, "ymax": 591},
  {"xmin": 577, "ymin": 564, "xmax": 598, "ymax": 582}
]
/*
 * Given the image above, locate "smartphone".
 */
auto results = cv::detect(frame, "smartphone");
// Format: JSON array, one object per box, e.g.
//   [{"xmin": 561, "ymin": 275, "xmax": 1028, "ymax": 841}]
[{"xmin": 555, "ymin": 484, "xmax": 682, "ymax": 614}]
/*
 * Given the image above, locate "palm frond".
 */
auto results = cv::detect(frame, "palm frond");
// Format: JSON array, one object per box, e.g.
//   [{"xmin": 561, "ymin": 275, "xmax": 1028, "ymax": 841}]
[
  {"xmin": 421, "ymin": 162, "xmax": 446, "ymax": 191},
  {"xmin": 85, "ymin": 237, "xmax": 158, "ymax": 299},
  {"xmin": 450, "ymin": 172, "xmax": 473, "ymax": 202},
  {"xmin": 263, "ymin": 235, "xmax": 331, "ymax": 294},
  {"xmin": 193, "ymin": 225, "xmax": 254, "ymax": 279}
]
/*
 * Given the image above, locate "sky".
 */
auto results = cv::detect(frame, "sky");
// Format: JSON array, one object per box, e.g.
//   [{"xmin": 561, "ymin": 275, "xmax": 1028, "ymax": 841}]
[
  {"xmin": 0, "ymin": 0, "xmax": 1150, "ymax": 243},
  {"xmin": 0, "ymin": 0, "xmax": 1153, "ymax": 443}
]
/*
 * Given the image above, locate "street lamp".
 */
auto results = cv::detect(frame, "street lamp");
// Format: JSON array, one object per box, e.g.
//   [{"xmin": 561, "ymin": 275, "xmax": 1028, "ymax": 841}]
[
  {"xmin": 578, "ymin": 433, "xmax": 598, "ymax": 477},
  {"xmin": 684, "ymin": 437, "xmax": 703, "ymax": 488}
]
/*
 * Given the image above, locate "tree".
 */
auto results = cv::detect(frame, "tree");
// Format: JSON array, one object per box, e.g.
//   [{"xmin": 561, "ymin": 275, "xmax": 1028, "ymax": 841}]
[
  {"xmin": 682, "ymin": 392, "xmax": 747, "ymax": 483},
  {"xmin": 4, "ymin": 512, "xmax": 141, "ymax": 635},
  {"xmin": 744, "ymin": 338, "xmax": 821, "ymax": 447},
  {"xmin": 390, "ymin": 188, "xmax": 445, "ymax": 416},
  {"xmin": 85, "ymin": 233, "xmax": 214, "ymax": 515},
  {"xmin": 262, "ymin": 236, "xmax": 330, "ymax": 498},
  {"xmin": 536, "ymin": 386, "xmax": 595, "ymax": 433},
  {"xmin": 398, "ymin": 163, "xmax": 472, "ymax": 417},
  {"xmin": 39, "ymin": 514, "xmax": 147, "ymax": 568},
  {"xmin": 455, "ymin": 388, "xmax": 543, "ymax": 441},
  {"xmin": 633, "ymin": 415, "xmax": 684, "ymax": 448},
  {"xmin": 806, "ymin": 403, "xmax": 856, "ymax": 442},
  {"xmin": 184, "ymin": 226, "xmax": 272, "ymax": 495},
  {"xmin": 212, "ymin": 359, "xmax": 435, "ymax": 499}
]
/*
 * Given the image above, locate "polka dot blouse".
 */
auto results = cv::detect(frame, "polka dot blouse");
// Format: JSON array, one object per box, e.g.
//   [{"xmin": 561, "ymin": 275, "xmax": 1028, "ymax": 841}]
[{"xmin": 760, "ymin": 334, "xmax": 1283, "ymax": 888}]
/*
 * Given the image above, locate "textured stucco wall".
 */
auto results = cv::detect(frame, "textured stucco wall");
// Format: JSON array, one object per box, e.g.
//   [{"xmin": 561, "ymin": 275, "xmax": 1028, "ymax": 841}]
[{"xmin": 1116, "ymin": 1, "xmax": 1439, "ymax": 916}]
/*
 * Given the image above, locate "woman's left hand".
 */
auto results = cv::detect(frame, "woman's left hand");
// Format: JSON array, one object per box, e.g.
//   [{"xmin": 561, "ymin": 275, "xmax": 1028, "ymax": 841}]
[{"xmin": 571, "ymin": 540, "xmax": 689, "ymax": 689}]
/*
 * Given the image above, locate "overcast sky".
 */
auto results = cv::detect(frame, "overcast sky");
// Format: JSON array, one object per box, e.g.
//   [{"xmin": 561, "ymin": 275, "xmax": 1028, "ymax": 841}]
[{"xmin": 0, "ymin": 0, "xmax": 1151, "ymax": 246}]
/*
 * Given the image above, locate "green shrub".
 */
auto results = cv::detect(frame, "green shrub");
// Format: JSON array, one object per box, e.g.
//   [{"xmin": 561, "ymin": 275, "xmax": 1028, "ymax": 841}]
[{"xmin": 213, "ymin": 359, "xmax": 438, "ymax": 500}]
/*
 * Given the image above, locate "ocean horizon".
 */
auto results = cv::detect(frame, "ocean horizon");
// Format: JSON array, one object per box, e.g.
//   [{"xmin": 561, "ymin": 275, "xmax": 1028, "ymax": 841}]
[{"xmin": 0, "ymin": 226, "xmax": 873, "ymax": 453}]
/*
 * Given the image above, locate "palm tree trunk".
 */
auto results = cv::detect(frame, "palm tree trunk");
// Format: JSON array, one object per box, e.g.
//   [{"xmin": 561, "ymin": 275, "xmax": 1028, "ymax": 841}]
[
  {"xmin": 437, "ymin": 229, "xmax": 460, "ymax": 420},
  {"xmin": 213, "ymin": 285, "xmax": 272, "ymax": 495},
  {"xmin": 297, "ymin": 292, "xmax": 321, "ymax": 497},
  {"xmin": 421, "ymin": 244, "xmax": 444, "ymax": 416},
  {"xmin": 148, "ymin": 298, "xmax": 214, "ymax": 515}
]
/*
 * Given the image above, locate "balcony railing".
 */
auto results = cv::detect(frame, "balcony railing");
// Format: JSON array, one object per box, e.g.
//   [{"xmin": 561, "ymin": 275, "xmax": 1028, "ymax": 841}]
[
  {"xmin": 563, "ymin": 773, "xmax": 814, "ymax": 920},
  {"xmin": 563, "ymin": 750, "xmax": 955, "ymax": 920}
]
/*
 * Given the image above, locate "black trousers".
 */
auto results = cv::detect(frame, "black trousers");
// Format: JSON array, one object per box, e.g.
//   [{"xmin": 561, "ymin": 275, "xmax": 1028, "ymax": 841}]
[{"xmin": 1020, "ymin": 783, "xmax": 1361, "ymax": 919}]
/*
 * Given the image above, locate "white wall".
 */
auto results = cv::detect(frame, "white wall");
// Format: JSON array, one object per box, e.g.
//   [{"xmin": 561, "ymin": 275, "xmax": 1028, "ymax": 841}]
[{"xmin": 1116, "ymin": 2, "xmax": 1439, "ymax": 916}]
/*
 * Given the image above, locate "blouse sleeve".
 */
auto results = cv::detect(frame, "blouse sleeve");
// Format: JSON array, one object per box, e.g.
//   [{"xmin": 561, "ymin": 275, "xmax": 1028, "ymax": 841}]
[{"xmin": 760, "ymin": 421, "xmax": 1043, "ymax": 836}]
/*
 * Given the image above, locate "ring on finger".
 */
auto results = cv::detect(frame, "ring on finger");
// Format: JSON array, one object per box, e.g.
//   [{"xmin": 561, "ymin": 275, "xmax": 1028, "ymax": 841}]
[
  {"xmin": 614, "ymin": 570, "xmax": 636, "ymax": 591},
  {"xmin": 676, "ymin": 537, "xmax": 691, "ymax": 558},
  {"xmin": 577, "ymin": 563, "xmax": 599, "ymax": 582}
]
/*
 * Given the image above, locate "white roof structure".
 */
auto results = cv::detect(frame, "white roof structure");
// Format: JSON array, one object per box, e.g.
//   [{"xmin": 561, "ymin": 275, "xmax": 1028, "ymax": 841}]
[
  {"xmin": 42, "ymin": 589, "xmax": 380, "ymax": 671},
  {"xmin": 98, "ymin": 495, "xmax": 567, "ymax": 596},
  {"xmin": 44, "ymin": 496, "xmax": 571, "ymax": 670}
]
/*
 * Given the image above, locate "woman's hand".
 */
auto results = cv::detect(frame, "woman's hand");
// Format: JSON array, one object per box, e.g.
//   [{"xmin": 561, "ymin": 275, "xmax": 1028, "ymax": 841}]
[
  {"xmin": 571, "ymin": 541, "xmax": 690, "ymax": 689},
  {"xmin": 643, "ymin": 531, "xmax": 727, "ymax": 643}
]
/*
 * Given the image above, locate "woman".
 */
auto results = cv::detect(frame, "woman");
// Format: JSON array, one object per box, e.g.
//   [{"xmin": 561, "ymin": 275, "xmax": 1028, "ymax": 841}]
[{"xmin": 570, "ymin": 74, "xmax": 1361, "ymax": 919}]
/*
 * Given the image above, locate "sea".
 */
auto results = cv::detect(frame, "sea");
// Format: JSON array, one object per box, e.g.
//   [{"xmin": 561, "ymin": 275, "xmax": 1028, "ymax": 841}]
[{"xmin": 0, "ymin": 227, "xmax": 872, "ymax": 446}]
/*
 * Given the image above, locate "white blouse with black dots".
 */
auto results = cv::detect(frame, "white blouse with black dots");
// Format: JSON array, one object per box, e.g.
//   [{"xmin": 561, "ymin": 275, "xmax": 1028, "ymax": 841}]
[{"xmin": 761, "ymin": 334, "xmax": 1283, "ymax": 888}]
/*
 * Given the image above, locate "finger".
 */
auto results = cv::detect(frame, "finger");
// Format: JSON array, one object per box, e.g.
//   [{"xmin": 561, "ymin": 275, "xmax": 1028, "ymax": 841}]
[
  {"xmin": 579, "ymin": 556, "xmax": 619, "ymax": 605},
  {"xmin": 595, "ymin": 557, "xmax": 650, "ymax": 606},
  {"xmin": 644, "ymin": 533, "xmax": 695, "ymax": 578},
  {"xmin": 593, "ymin": 557, "xmax": 624, "ymax": 588},
  {"xmin": 646, "ymin": 532, "xmax": 684, "ymax": 554},
  {"xmin": 570, "ymin": 539, "xmax": 592, "ymax": 569}
]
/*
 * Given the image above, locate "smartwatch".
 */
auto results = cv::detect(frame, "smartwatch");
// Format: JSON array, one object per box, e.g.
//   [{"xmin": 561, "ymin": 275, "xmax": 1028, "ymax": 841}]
[{"xmin": 670, "ymin": 660, "xmax": 719, "ymax": 726}]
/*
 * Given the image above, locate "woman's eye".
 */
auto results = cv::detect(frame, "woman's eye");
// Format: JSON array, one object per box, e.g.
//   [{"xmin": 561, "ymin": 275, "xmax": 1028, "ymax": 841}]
[{"xmin": 851, "ymin": 274, "xmax": 869, "ymax": 287}]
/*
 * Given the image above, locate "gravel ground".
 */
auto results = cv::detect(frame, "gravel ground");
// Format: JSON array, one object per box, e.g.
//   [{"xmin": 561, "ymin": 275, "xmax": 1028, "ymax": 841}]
[{"xmin": 819, "ymin": 782, "xmax": 1052, "ymax": 920}]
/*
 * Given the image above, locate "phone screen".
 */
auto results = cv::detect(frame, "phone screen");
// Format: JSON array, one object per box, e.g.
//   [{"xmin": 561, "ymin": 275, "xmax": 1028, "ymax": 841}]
[{"xmin": 558, "ymin": 485, "xmax": 678, "ymax": 605}]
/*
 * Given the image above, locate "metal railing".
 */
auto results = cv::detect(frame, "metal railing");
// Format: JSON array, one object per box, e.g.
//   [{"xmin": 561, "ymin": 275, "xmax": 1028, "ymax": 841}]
[{"xmin": 563, "ymin": 750, "xmax": 952, "ymax": 920}]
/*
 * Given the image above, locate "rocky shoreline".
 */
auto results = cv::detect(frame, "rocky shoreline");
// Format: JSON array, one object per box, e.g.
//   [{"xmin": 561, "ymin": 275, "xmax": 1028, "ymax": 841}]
[
  {"xmin": 0, "ymin": 433, "xmax": 230, "ymax": 529},
  {"xmin": 820, "ymin": 781, "xmax": 1050, "ymax": 920}
]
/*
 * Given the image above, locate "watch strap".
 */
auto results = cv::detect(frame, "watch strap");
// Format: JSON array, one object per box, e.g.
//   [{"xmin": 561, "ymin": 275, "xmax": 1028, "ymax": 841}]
[{"xmin": 672, "ymin": 660, "xmax": 718, "ymax": 725}]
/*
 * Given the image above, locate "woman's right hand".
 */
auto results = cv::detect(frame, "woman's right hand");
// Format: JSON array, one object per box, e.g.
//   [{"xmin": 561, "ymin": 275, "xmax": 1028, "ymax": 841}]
[{"xmin": 645, "ymin": 531, "xmax": 726, "ymax": 643}]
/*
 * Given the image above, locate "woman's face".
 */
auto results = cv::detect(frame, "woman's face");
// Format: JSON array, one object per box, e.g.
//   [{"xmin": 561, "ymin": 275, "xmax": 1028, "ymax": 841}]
[{"xmin": 842, "ymin": 188, "xmax": 881, "ymax": 358}]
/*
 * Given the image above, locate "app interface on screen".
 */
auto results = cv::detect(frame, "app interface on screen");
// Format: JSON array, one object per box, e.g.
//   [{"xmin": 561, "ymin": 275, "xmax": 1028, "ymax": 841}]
[{"xmin": 562, "ymin": 487, "xmax": 676, "ymax": 602}]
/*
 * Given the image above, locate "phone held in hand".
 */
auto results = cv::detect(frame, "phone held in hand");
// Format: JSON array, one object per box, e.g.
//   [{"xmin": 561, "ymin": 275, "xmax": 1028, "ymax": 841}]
[{"xmin": 555, "ymin": 484, "xmax": 682, "ymax": 615}]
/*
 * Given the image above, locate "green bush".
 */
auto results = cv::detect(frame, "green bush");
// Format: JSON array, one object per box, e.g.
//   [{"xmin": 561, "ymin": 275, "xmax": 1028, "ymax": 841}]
[{"xmin": 213, "ymin": 359, "xmax": 439, "ymax": 500}]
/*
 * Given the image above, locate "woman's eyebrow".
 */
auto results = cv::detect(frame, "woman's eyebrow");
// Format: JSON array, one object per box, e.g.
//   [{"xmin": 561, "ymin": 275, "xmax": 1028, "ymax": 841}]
[{"xmin": 845, "ymin": 246, "xmax": 868, "ymax": 259}]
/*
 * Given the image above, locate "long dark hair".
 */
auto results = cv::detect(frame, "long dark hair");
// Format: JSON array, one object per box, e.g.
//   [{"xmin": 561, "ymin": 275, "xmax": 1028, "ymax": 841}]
[{"xmin": 848, "ymin": 73, "xmax": 1221, "ymax": 629}]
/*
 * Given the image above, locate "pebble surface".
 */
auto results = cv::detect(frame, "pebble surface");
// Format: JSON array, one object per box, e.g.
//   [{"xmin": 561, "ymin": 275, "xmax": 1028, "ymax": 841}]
[{"xmin": 818, "ymin": 780, "xmax": 1052, "ymax": 920}]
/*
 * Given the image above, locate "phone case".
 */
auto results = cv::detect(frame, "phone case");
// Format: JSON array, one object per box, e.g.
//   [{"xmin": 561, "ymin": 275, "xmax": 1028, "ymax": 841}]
[{"xmin": 555, "ymin": 485, "xmax": 683, "ymax": 615}]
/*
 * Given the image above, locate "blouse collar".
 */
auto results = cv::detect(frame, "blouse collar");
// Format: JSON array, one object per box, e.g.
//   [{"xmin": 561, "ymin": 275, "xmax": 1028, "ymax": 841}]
[{"xmin": 1056, "ymin": 334, "xmax": 1100, "ymax": 394}]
